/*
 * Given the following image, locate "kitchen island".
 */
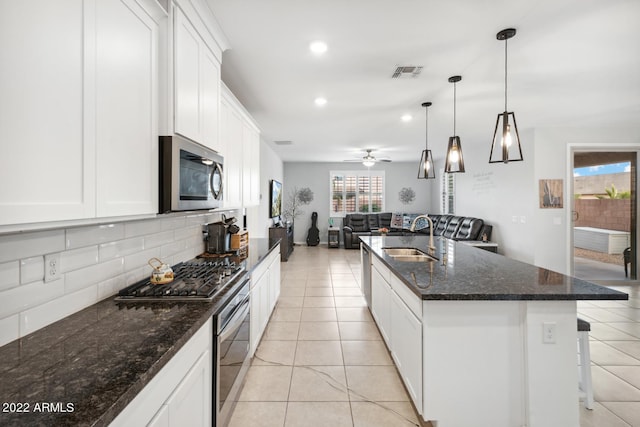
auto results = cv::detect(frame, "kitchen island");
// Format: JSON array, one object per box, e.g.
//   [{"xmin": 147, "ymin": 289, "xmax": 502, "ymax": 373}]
[
  {"xmin": 0, "ymin": 238, "xmax": 279, "ymax": 427},
  {"xmin": 360, "ymin": 235, "xmax": 627, "ymax": 427}
]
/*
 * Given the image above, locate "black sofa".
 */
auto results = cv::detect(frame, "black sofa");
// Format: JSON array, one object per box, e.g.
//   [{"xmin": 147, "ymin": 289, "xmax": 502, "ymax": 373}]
[{"xmin": 342, "ymin": 213, "xmax": 491, "ymax": 249}]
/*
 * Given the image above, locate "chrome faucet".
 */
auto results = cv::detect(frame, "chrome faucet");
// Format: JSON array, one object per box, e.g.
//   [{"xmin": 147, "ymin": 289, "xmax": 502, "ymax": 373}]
[{"xmin": 410, "ymin": 215, "xmax": 435, "ymax": 255}]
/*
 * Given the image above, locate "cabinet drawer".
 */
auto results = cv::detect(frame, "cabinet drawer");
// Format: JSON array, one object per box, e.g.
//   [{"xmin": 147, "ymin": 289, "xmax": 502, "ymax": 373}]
[
  {"xmin": 371, "ymin": 255, "xmax": 391, "ymax": 283},
  {"xmin": 390, "ymin": 274, "xmax": 422, "ymax": 320}
]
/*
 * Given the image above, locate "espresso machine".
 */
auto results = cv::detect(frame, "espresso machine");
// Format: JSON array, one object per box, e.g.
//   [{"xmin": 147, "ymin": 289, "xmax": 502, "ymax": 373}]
[{"xmin": 205, "ymin": 215, "xmax": 240, "ymax": 254}]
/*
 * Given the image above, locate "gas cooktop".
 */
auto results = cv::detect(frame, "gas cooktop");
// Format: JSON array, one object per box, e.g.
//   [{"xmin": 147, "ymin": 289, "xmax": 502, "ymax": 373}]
[{"xmin": 116, "ymin": 259, "xmax": 246, "ymax": 302}]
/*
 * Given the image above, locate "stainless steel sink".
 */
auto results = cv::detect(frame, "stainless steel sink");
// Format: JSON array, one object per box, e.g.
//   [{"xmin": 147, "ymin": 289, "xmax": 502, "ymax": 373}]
[{"xmin": 382, "ymin": 247, "xmax": 437, "ymax": 262}]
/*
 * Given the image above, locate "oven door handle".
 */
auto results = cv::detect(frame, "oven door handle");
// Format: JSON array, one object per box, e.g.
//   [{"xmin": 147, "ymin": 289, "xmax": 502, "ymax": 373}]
[{"xmin": 220, "ymin": 298, "xmax": 249, "ymax": 341}]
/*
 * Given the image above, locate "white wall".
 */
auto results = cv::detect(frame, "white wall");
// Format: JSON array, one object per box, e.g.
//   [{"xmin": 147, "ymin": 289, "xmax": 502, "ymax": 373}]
[
  {"xmin": 532, "ymin": 127, "xmax": 640, "ymax": 274},
  {"xmin": 284, "ymin": 161, "xmax": 432, "ymax": 244},
  {"xmin": 451, "ymin": 128, "xmax": 536, "ymax": 263},
  {"xmin": 246, "ymin": 140, "xmax": 284, "ymax": 238},
  {"xmin": 444, "ymin": 125, "xmax": 640, "ymax": 273}
]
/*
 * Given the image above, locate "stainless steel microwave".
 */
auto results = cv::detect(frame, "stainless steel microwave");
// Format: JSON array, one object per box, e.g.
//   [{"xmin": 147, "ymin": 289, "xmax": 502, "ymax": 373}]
[{"xmin": 159, "ymin": 135, "xmax": 223, "ymax": 213}]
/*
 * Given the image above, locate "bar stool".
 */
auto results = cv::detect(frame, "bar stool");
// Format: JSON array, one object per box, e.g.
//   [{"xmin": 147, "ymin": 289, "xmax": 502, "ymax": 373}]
[{"xmin": 577, "ymin": 318, "xmax": 593, "ymax": 409}]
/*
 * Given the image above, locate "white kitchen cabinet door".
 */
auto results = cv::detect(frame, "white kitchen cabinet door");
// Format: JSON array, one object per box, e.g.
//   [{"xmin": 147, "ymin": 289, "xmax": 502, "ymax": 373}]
[
  {"xmin": 95, "ymin": 0, "xmax": 158, "ymax": 217},
  {"xmin": 250, "ymin": 270, "xmax": 269, "ymax": 356},
  {"xmin": 371, "ymin": 266, "xmax": 391, "ymax": 346},
  {"xmin": 268, "ymin": 250, "xmax": 281, "ymax": 312},
  {"xmin": 221, "ymin": 99, "xmax": 243, "ymax": 208},
  {"xmin": 241, "ymin": 122, "xmax": 260, "ymax": 207},
  {"xmin": 166, "ymin": 351, "xmax": 211, "ymax": 426},
  {"xmin": 200, "ymin": 48, "xmax": 221, "ymax": 152},
  {"xmin": 110, "ymin": 320, "xmax": 212, "ymax": 427},
  {"xmin": 390, "ymin": 291, "xmax": 423, "ymax": 414},
  {"xmin": 0, "ymin": 0, "xmax": 95, "ymax": 225},
  {"xmin": 174, "ymin": 7, "xmax": 221, "ymax": 152},
  {"xmin": 174, "ymin": 8, "xmax": 201, "ymax": 143}
]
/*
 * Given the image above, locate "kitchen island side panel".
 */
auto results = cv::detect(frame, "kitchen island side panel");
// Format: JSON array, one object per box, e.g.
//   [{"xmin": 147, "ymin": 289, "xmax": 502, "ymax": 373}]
[{"xmin": 422, "ymin": 299, "xmax": 578, "ymax": 427}]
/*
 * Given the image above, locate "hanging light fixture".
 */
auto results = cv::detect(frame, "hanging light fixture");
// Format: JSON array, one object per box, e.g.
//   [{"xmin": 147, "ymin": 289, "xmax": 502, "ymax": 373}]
[
  {"xmin": 489, "ymin": 28, "xmax": 523, "ymax": 164},
  {"xmin": 444, "ymin": 76, "xmax": 465, "ymax": 173},
  {"xmin": 417, "ymin": 102, "xmax": 435, "ymax": 179}
]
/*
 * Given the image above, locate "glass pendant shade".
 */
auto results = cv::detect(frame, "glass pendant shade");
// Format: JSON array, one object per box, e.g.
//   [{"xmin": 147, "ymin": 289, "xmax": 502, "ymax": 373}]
[
  {"xmin": 418, "ymin": 149, "xmax": 435, "ymax": 179},
  {"xmin": 489, "ymin": 111, "xmax": 523, "ymax": 163},
  {"xmin": 445, "ymin": 76, "xmax": 465, "ymax": 173},
  {"xmin": 417, "ymin": 101, "xmax": 435, "ymax": 179},
  {"xmin": 490, "ymin": 28, "xmax": 523, "ymax": 164},
  {"xmin": 444, "ymin": 136, "xmax": 465, "ymax": 173}
]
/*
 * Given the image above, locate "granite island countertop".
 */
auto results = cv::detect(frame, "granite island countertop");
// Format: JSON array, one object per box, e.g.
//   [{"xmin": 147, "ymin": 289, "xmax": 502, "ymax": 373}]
[
  {"xmin": 0, "ymin": 238, "xmax": 279, "ymax": 427},
  {"xmin": 360, "ymin": 235, "xmax": 628, "ymax": 301}
]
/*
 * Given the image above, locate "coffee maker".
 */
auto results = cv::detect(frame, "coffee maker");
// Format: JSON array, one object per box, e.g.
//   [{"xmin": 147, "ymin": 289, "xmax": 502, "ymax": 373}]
[{"xmin": 205, "ymin": 215, "xmax": 239, "ymax": 254}]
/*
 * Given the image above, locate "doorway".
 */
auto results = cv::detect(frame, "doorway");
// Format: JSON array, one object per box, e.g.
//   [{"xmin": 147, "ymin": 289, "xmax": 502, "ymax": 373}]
[{"xmin": 570, "ymin": 150, "xmax": 637, "ymax": 281}]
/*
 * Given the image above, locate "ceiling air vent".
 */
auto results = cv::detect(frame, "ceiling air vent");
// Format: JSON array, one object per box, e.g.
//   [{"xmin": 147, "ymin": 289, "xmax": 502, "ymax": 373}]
[
  {"xmin": 392, "ymin": 66, "xmax": 423, "ymax": 78},
  {"xmin": 274, "ymin": 140, "xmax": 293, "ymax": 146}
]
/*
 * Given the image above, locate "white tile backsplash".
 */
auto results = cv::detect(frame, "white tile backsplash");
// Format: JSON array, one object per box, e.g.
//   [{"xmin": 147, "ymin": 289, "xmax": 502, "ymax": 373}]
[
  {"xmin": 19, "ymin": 257, "xmax": 44, "ymax": 285},
  {"xmin": 144, "ymin": 230, "xmax": 175, "ymax": 249},
  {"xmin": 64, "ymin": 258, "xmax": 125, "ymax": 294},
  {"xmin": 125, "ymin": 219, "xmax": 161, "ymax": 238},
  {"xmin": 0, "ymin": 260, "xmax": 19, "ymax": 291},
  {"xmin": 0, "ymin": 315, "xmax": 19, "ymax": 347},
  {"xmin": 20, "ymin": 285, "xmax": 98, "ymax": 337},
  {"xmin": 60, "ymin": 246, "xmax": 99, "ymax": 273},
  {"xmin": 99, "ymin": 237, "xmax": 145, "ymax": 261},
  {"xmin": 0, "ymin": 230, "xmax": 65, "ymax": 263},
  {"xmin": 0, "ymin": 210, "xmax": 236, "ymax": 347},
  {"xmin": 66, "ymin": 223, "xmax": 125, "ymax": 249},
  {"xmin": 0, "ymin": 279, "xmax": 65, "ymax": 319}
]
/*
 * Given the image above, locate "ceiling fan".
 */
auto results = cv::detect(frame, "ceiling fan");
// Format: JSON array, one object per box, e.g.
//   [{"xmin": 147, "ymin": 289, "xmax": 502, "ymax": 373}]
[{"xmin": 343, "ymin": 149, "xmax": 392, "ymax": 167}]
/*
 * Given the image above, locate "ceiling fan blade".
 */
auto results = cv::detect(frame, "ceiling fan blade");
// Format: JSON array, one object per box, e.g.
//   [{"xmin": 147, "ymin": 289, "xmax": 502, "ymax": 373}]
[{"xmin": 379, "ymin": 159, "xmax": 392, "ymax": 162}]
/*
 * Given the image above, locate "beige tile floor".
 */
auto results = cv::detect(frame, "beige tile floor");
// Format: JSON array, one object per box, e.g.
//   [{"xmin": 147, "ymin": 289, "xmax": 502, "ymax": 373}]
[{"xmin": 229, "ymin": 245, "xmax": 640, "ymax": 427}]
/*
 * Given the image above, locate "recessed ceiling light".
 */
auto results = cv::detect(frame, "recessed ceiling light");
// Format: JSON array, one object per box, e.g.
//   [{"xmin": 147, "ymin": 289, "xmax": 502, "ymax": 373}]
[
  {"xmin": 314, "ymin": 97, "xmax": 327, "ymax": 107},
  {"xmin": 401, "ymin": 114, "xmax": 412, "ymax": 122},
  {"xmin": 309, "ymin": 41, "xmax": 328, "ymax": 55}
]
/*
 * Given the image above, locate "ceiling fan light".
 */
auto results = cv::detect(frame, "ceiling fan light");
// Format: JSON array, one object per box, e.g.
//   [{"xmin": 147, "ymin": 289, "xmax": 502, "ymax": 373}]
[
  {"xmin": 362, "ymin": 159, "xmax": 375, "ymax": 167},
  {"xmin": 490, "ymin": 111, "xmax": 523, "ymax": 163}
]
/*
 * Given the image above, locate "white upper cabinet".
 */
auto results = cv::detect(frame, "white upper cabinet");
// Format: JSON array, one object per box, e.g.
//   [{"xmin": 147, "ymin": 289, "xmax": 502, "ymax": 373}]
[
  {"xmin": 221, "ymin": 84, "xmax": 260, "ymax": 209},
  {"xmin": 242, "ymin": 122, "xmax": 260, "ymax": 207},
  {"xmin": 221, "ymin": 97, "xmax": 244, "ymax": 209},
  {"xmin": 174, "ymin": 6, "xmax": 221, "ymax": 152},
  {"xmin": 0, "ymin": 0, "xmax": 95, "ymax": 225},
  {"xmin": 95, "ymin": 0, "xmax": 159, "ymax": 217},
  {"xmin": 0, "ymin": 0, "xmax": 164, "ymax": 228}
]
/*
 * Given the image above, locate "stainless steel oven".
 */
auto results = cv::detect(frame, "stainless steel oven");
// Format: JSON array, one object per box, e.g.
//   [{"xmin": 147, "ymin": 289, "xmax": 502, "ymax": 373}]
[
  {"xmin": 215, "ymin": 278, "xmax": 250, "ymax": 427},
  {"xmin": 159, "ymin": 135, "xmax": 223, "ymax": 213}
]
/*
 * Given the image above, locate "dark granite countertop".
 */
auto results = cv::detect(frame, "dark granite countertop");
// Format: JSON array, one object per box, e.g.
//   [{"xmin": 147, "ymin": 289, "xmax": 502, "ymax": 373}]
[
  {"xmin": 361, "ymin": 235, "xmax": 628, "ymax": 301},
  {"xmin": 0, "ymin": 238, "xmax": 278, "ymax": 427}
]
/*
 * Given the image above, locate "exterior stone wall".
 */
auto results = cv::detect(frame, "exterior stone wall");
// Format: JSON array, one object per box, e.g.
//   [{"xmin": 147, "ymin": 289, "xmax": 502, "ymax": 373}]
[{"xmin": 574, "ymin": 199, "xmax": 631, "ymax": 231}]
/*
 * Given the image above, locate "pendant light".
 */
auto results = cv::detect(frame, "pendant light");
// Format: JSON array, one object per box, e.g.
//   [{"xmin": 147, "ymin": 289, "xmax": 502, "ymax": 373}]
[
  {"xmin": 489, "ymin": 28, "xmax": 523, "ymax": 164},
  {"xmin": 417, "ymin": 102, "xmax": 435, "ymax": 179},
  {"xmin": 444, "ymin": 76, "xmax": 465, "ymax": 173}
]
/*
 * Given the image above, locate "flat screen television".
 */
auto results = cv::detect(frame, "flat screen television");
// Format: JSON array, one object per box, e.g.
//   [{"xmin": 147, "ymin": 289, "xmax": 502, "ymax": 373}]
[{"xmin": 270, "ymin": 179, "xmax": 283, "ymax": 218}]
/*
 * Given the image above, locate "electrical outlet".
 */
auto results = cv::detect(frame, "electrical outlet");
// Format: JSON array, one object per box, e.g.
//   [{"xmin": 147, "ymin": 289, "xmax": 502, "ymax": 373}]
[
  {"xmin": 44, "ymin": 253, "xmax": 61, "ymax": 282},
  {"xmin": 543, "ymin": 322, "xmax": 556, "ymax": 344}
]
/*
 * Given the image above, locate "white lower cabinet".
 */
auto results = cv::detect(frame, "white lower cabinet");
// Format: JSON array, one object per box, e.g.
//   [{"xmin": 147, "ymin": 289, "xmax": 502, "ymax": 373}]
[
  {"xmin": 371, "ymin": 266, "xmax": 391, "ymax": 345},
  {"xmin": 109, "ymin": 319, "xmax": 212, "ymax": 427},
  {"xmin": 249, "ymin": 246, "xmax": 281, "ymax": 356},
  {"xmin": 390, "ymin": 291, "xmax": 423, "ymax": 413},
  {"xmin": 370, "ymin": 256, "xmax": 423, "ymax": 415}
]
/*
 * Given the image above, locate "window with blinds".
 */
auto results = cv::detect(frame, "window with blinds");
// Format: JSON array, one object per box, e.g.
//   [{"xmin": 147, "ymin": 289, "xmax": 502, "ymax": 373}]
[
  {"xmin": 441, "ymin": 170, "xmax": 455, "ymax": 214},
  {"xmin": 330, "ymin": 171, "xmax": 385, "ymax": 216}
]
